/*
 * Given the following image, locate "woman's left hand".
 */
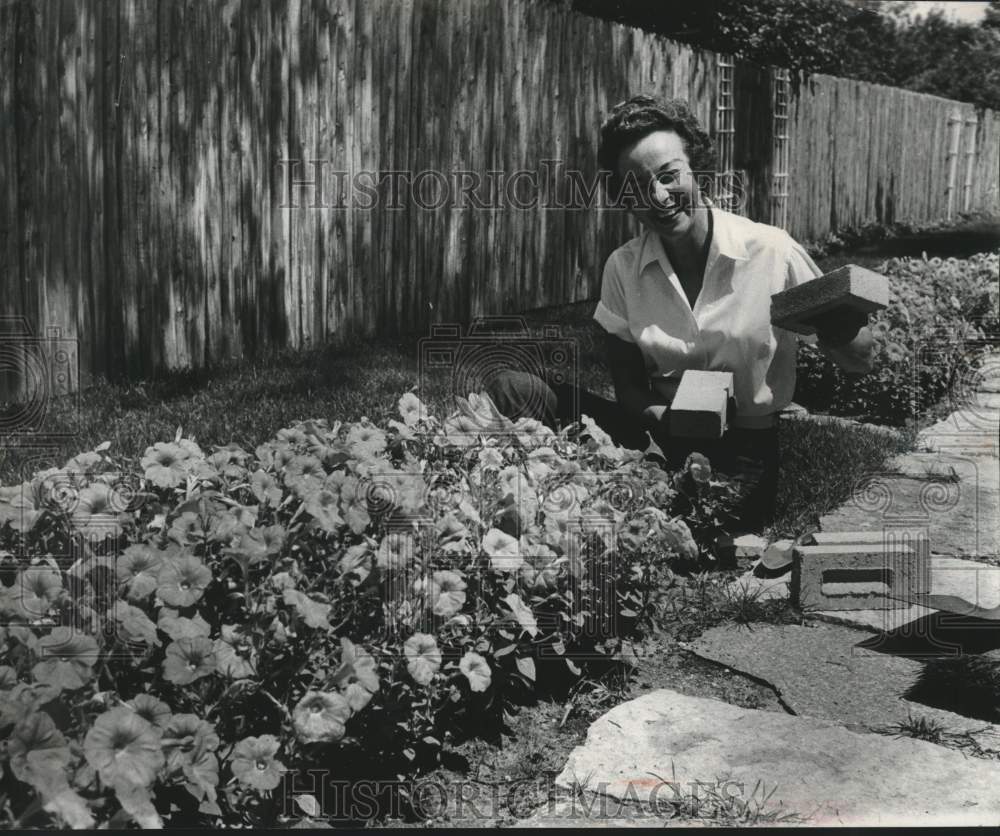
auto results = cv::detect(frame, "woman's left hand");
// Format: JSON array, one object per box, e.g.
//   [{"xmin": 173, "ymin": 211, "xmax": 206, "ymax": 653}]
[{"xmin": 811, "ymin": 308, "xmax": 870, "ymax": 347}]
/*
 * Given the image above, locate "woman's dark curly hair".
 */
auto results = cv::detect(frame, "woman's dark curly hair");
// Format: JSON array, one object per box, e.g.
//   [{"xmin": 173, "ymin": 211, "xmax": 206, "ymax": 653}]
[{"xmin": 598, "ymin": 95, "xmax": 717, "ymax": 179}]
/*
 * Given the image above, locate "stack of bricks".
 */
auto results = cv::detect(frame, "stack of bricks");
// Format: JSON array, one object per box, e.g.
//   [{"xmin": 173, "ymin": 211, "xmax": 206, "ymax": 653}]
[
  {"xmin": 770, "ymin": 264, "xmax": 889, "ymax": 335},
  {"xmin": 668, "ymin": 370, "xmax": 734, "ymax": 439},
  {"xmin": 791, "ymin": 530, "xmax": 931, "ymax": 612}
]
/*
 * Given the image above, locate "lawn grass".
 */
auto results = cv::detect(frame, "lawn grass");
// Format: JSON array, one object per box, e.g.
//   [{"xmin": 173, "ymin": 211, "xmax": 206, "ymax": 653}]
[{"xmin": 1, "ymin": 301, "xmax": 910, "ymax": 538}]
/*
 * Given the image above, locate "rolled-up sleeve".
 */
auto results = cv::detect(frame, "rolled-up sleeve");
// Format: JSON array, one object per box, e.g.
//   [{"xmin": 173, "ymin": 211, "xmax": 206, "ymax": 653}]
[
  {"xmin": 593, "ymin": 251, "xmax": 634, "ymax": 342},
  {"xmin": 785, "ymin": 237, "xmax": 824, "ymax": 290},
  {"xmin": 783, "ymin": 236, "xmax": 824, "ymax": 344}
]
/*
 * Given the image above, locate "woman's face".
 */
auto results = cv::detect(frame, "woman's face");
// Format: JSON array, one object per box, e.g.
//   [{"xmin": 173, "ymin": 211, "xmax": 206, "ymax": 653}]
[{"xmin": 616, "ymin": 130, "xmax": 704, "ymax": 241}]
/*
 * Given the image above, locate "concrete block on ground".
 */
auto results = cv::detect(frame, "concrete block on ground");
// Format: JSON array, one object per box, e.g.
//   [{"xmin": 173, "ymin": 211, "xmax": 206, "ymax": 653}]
[
  {"xmin": 771, "ymin": 265, "xmax": 888, "ymax": 335},
  {"xmin": 792, "ymin": 535, "xmax": 930, "ymax": 611},
  {"xmin": 668, "ymin": 370, "xmax": 734, "ymax": 438}
]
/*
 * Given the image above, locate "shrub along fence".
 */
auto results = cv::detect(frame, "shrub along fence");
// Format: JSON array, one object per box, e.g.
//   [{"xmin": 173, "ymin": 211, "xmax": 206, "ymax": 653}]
[{"xmin": 1, "ymin": 0, "xmax": 998, "ymax": 400}]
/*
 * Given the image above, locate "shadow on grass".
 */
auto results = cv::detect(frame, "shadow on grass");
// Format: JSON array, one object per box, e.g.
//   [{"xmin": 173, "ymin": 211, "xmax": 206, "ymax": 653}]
[
  {"xmin": 2, "ymin": 308, "xmax": 910, "ymax": 542},
  {"xmin": 771, "ymin": 417, "xmax": 913, "ymax": 537}
]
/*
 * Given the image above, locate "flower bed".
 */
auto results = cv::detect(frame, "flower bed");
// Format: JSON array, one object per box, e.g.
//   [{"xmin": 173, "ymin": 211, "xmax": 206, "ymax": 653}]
[
  {"xmin": 795, "ymin": 251, "xmax": 999, "ymax": 425},
  {"xmin": 0, "ymin": 393, "xmax": 745, "ymax": 828}
]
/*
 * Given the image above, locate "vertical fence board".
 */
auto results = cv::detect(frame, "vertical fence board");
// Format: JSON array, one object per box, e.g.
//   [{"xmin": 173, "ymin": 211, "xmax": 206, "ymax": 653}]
[{"xmin": 1, "ymin": 0, "xmax": 998, "ymax": 400}]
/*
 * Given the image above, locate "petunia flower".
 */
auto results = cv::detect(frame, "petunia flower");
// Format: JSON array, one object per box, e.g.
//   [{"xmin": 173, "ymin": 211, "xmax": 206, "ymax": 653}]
[
  {"xmin": 0, "ymin": 482, "xmax": 41, "ymax": 532},
  {"xmin": 32, "ymin": 627, "xmax": 99, "ymax": 691},
  {"xmin": 518, "ymin": 536, "xmax": 558, "ymax": 568},
  {"xmin": 34, "ymin": 469, "xmax": 81, "ymax": 515},
  {"xmin": 283, "ymin": 454, "xmax": 327, "ymax": 491},
  {"xmin": 541, "ymin": 481, "xmax": 588, "ymax": 522},
  {"xmin": 0, "ymin": 665, "xmax": 18, "ymax": 689},
  {"xmin": 346, "ymin": 422, "xmax": 388, "ymax": 460},
  {"xmin": 116, "ymin": 544, "xmax": 164, "ymax": 601},
  {"xmin": 436, "ymin": 513, "xmax": 471, "ymax": 554},
  {"xmin": 684, "ymin": 452, "xmax": 712, "ymax": 484},
  {"xmin": 482, "ymin": 527, "xmax": 522, "ymax": 572},
  {"xmin": 337, "ymin": 543, "xmax": 374, "ymax": 584},
  {"xmin": 292, "ymin": 691, "xmax": 352, "ymax": 744},
  {"xmin": 413, "ymin": 570, "xmax": 467, "ymax": 618},
  {"xmin": 511, "ymin": 416, "xmax": 555, "ymax": 447},
  {"xmin": 167, "ymin": 510, "xmax": 208, "ymax": 545},
  {"xmin": 277, "ymin": 425, "xmax": 311, "ymax": 447},
  {"xmin": 376, "ymin": 531, "xmax": 416, "ymax": 571},
  {"xmin": 336, "ymin": 474, "xmax": 372, "ymax": 534},
  {"xmin": 71, "ymin": 482, "xmax": 128, "ymax": 539},
  {"xmin": 209, "ymin": 442, "xmax": 249, "ymax": 462},
  {"xmin": 459, "ymin": 652, "xmax": 492, "ymax": 693},
  {"xmin": 162, "ymin": 637, "xmax": 217, "ymax": 685},
  {"xmin": 662, "ymin": 516, "xmax": 699, "ymax": 562},
  {"xmin": 13, "ymin": 566, "xmax": 63, "ymax": 619},
  {"xmin": 112, "ymin": 602, "xmax": 160, "ymax": 646},
  {"xmin": 477, "ymin": 447, "xmax": 504, "ymax": 471},
  {"xmin": 84, "ymin": 707, "xmax": 165, "ymax": 788},
  {"xmin": 213, "ymin": 624, "xmax": 256, "ymax": 680},
  {"xmin": 250, "ymin": 469, "xmax": 283, "ymax": 506},
  {"xmin": 127, "ymin": 694, "xmax": 172, "ymax": 729},
  {"xmin": 141, "ymin": 441, "xmax": 197, "ymax": 489},
  {"xmin": 162, "ymin": 713, "xmax": 221, "ymax": 778},
  {"xmin": 225, "ymin": 524, "xmax": 286, "ymax": 569},
  {"xmin": 8, "ymin": 709, "xmax": 71, "ymax": 785},
  {"xmin": 163, "ymin": 714, "xmax": 220, "ymax": 799},
  {"xmin": 283, "ymin": 588, "xmax": 331, "ymax": 629},
  {"xmin": 332, "ymin": 638, "xmax": 380, "ymax": 711},
  {"xmin": 156, "ymin": 554, "xmax": 212, "ymax": 607},
  {"xmin": 230, "ymin": 735, "xmax": 285, "ymax": 791},
  {"xmin": 397, "ymin": 392, "xmax": 430, "ymax": 427},
  {"xmin": 157, "ymin": 608, "xmax": 211, "ymax": 641},
  {"xmin": 403, "ymin": 633, "xmax": 441, "ymax": 686},
  {"xmin": 304, "ymin": 488, "xmax": 344, "ymax": 533},
  {"xmin": 64, "ymin": 450, "xmax": 104, "ymax": 476}
]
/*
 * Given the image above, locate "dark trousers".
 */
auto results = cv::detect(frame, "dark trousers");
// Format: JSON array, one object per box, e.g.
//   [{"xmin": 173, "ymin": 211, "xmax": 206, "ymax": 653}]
[{"xmin": 485, "ymin": 369, "xmax": 779, "ymax": 530}]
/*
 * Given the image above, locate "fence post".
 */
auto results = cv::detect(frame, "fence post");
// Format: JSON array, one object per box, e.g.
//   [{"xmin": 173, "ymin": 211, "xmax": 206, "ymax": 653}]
[
  {"xmin": 962, "ymin": 115, "xmax": 979, "ymax": 213},
  {"xmin": 770, "ymin": 68, "xmax": 791, "ymax": 230},
  {"xmin": 715, "ymin": 54, "xmax": 737, "ymax": 213},
  {"xmin": 945, "ymin": 109, "xmax": 963, "ymax": 219}
]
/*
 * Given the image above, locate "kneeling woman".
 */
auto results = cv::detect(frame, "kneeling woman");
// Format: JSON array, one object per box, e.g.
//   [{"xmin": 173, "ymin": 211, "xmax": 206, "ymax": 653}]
[{"xmin": 488, "ymin": 95, "xmax": 874, "ymax": 528}]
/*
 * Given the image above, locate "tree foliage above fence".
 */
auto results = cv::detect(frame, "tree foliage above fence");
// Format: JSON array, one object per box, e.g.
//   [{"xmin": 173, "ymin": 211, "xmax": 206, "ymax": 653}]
[{"xmin": 566, "ymin": 0, "xmax": 1000, "ymax": 110}]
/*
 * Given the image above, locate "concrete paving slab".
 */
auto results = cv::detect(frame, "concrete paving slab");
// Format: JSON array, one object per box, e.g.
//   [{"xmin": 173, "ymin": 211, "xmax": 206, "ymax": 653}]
[{"xmin": 687, "ymin": 621, "xmax": 999, "ymax": 734}]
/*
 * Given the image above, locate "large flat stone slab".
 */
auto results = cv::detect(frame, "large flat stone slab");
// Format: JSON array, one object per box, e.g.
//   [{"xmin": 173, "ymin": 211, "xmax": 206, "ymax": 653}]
[
  {"xmin": 917, "ymin": 405, "xmax": 1000, "ymax": 457},
  {"xmin": 819, "ymin": 456, "xmax": 999, "ymax": 561},
  {"xmin": 555, "ymin": 689, "xmax": 1000, "ymax": 826},
  {"xmin": 688, "ymin": 622, "xmax": 999, "ymax": 734}
]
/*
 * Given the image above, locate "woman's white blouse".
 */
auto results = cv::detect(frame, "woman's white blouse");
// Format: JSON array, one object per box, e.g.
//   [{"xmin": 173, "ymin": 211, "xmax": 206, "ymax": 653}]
[{"xmin": 594, "ymin": 208, "xmax": 822, "ymax": 426}]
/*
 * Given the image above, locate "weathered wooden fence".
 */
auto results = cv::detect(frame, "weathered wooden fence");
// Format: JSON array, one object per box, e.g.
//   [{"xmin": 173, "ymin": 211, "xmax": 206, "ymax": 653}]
[{"xmin": 1, "ymin": 0, "xmax": 998, "ymax": 399}]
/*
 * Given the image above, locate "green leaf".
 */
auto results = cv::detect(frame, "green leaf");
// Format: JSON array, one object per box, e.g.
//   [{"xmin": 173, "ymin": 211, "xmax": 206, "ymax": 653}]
[
  {"xmin": 515, "ymin": 657, "xmax": 536, "ymax": 682},
  {"xmin": 111, "ymin": 779, "xmax": 163, "ymax": 829},
  {"xmin": 113, "ymin": 603, "xmax": 160, "ymax": 646},
  {"xmin": 501, "ymin": 593, "xmax": 538, "ymax": 637},
  {"xmin": 294, "ymin": 794, "xmax": 321, "ymax": 817},
  {"xmin": 198, "ymin": 798, "xmax": 223, "ymax": 817},
  {"xmin": 283, "ymin": 588, "xmax": 331, "ymax": 629}
]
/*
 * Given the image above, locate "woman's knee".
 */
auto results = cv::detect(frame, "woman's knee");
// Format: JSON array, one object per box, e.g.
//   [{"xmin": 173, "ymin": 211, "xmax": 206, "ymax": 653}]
[{"xmin": 484, "ymin": 370, "xmax": 558, "ymax": 425}]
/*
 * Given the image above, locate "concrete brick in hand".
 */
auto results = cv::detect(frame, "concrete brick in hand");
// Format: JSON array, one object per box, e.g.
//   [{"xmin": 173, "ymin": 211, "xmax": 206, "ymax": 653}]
[
  {"xmin": 792, "ymin": 534, "xmax": 930, "ymax": 611},
  {"xmin": 669, "ymin": 370, "xmax": 734, "ymax": 439},
  {"xmin": 771, "ymin": 265, "xmax": 888, "ymax": 335}
]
